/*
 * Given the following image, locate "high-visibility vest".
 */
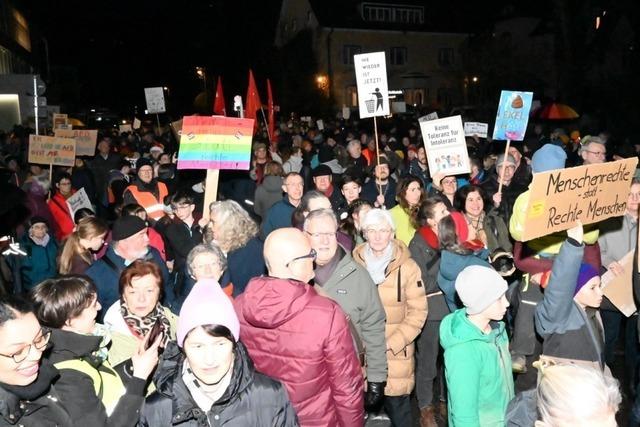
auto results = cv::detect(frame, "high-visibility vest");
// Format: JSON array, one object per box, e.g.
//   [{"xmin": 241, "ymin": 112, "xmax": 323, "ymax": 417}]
[
  {"xmin": 125, "ymin": 182, "xmax": 168, "ymax": 220},
  {"xmin": 54, "ymin": 359, "xmax": 126, "ymax": 416}
]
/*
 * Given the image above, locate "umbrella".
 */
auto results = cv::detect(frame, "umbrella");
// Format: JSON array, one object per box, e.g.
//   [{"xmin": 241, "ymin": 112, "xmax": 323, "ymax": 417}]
[
  {"xmin": 531, "ymin": 103, "xmax": 579, "ymax": 120},
  {"xmin": 68, "ymin": 117, "xmax": 86, "ymax": 127}
]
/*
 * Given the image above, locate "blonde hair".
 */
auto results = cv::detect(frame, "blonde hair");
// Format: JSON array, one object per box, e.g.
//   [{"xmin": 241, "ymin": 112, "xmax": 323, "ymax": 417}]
[
  {"xmin": 207, "ymin": 200, "xmax": 258, "ymax": 252},
  {"xmin": 58, "ymin": 217, "xmax": 108, "ymax": 274},
  {"xmin": 537, "ymin": 363, "xmax": 621, "ymax": 426}
]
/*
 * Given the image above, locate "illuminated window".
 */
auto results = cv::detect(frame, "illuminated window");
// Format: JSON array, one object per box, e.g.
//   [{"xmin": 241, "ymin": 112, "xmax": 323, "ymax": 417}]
[{"xmin": 10, "ymin": 8, "xmax": 31, "ymax": 52}]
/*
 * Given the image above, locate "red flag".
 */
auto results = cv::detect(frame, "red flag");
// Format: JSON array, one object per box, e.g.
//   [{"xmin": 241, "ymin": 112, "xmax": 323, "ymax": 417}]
[
  {"xmin": 267, "ymin": 78, "xmax": 275, "ymax": 143},
  {"xmin": 245, "ymin": 70, "xmax": 262, "ymax": 131},
  {"xmin": 213, "ymin": 77, "xmax": 226, "ymax": 116}
]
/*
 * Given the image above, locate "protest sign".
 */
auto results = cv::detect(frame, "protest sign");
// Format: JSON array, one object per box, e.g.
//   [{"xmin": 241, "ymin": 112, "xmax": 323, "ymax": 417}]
[
  {"xmin": 520, "ymin": 158, "xmax": 638, "ymax": 241},
  {"xmin": 133, "ymin": 117, "xmax": 141, "ymax": 129},
  {"xmin": 419, "ymin": 115, "xmax": 470, "ymax": 177},
  {"xmin": 392, "ymin": 102, "xmax": 406, "ymax": 114},
  {"xmin": 602, "ymin": 250, "xmax": 637, "ymax": 317},
  {"xmin": 54, "ymin": 129, "xmax": 98, "ymax": 156},
  {"xmin": 53, "ymin": 113, "xmax": 68, "ymax": 129},
  {"xmin": 419, "ymin": 112, "xmax": 439, "ymax": 122},
  {"xmin": 316, "ymin": 119, "xmax": 324, "ymax": 130},
  {"xmin": 170, "ymin": 119, "xmax": 183, "ymax": 143},
  {"xmin": 354, "ymin": 51, "xmax": 390, "ymax": 118},
  {"xmin": 119, "ymin": 124, "xmax": 132, "ymax": 133},
  {"xmin": 176, "ymin": 116, "xmax": 254, "ymax": 170},
  {"xmin": 28, "ymin": 135, "xmax": 76, "ymax": 167},
  {"xmin": 144, "ymin": 87, "xmax": 166, "ymax": 114},
  {"xmin": 492, "ymin": 90, "xmax": 533, "ymax": 141},
  {"xmin": 464, "ymin": 122, "xmax": 489, "ymax": 138},
  {"xmin": 66, "ymin": 188, "xmax": 93, "ymax": 218}
]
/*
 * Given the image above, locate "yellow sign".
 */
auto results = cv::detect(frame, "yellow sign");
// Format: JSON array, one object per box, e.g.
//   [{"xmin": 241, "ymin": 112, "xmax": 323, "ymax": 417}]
[
  {"xmin": 28, "ymin": 135, "xmax": 76, "ymax": 167},
  {"xmin": 521, "ymin": 158, "xmax": 638, "ymax": 241}
]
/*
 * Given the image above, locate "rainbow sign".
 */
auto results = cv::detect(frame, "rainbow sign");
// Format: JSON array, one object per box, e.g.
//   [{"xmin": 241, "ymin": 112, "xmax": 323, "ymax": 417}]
[{"xmin": 177, "ymin": 116, "xmax": 254, "ymax": 170}]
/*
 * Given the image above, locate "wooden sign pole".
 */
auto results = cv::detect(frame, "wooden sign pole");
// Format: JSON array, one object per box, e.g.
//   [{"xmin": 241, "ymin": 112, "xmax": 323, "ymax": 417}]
[
  {"xmin": 373, "ymin": 115, "xmax": 383, "ymax": 197},
  {"xmin": 497, "ymin": 140, "xmax": 511, "ymax": 195}
]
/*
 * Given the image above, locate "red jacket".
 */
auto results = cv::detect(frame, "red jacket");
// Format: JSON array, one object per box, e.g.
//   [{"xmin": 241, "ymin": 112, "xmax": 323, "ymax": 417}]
[
  {"xmin": 48, "ymin": 191, "xmax": 75, "ymax": 241},
  {"xmin": 235, "ymin": 276, "xmax": 364, "ymax": 427}
]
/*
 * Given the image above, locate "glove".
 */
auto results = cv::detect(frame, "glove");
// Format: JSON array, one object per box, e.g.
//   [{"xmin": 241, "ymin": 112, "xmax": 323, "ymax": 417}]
[{"xmin": 364, "ymin": 381, "xmax": 385, "ymax": 412}]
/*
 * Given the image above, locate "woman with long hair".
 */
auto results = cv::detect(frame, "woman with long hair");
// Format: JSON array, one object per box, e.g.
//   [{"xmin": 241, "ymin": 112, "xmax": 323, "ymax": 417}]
[
  {"xmin": 389, "ymin": 176, "xmax": 425, "ymax": 246},
  {"xmin": 339, "ymin": 198, "xmax": 372, "ymax": 246},
  {"xmin": 58, "ymin": 216, "xmax": 108, "ymax": 274}
]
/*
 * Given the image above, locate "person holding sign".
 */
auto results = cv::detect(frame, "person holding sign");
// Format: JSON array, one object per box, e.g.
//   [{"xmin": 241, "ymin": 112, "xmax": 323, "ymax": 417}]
[
  {"xmin": 48, "ymin": 173, "xmax": 77, "ymax": 241},
  {"xmin": 481, "ymin": 153, "xmax": 527, "ymax": 226},
  {"xmin": 361, "ymin": 157, "xmax": 397, "ymax": 210}
]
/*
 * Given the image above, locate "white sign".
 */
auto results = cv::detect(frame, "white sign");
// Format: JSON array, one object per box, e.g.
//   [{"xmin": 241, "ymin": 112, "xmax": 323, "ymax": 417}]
[
  {"xmin": 464, "ymin": 122, "xmax": 489, "ymax": 138},
  {"xmin": 316, "ymin": 119, "xmax": 324, "ymax": 130},
  {"xmin": 66, "ymin": 188, "xmax": 93, "ymax": 217},
  {"xmin": 354, "ymin": 51, "xmax": 390, "ymax": 119},
  {"xmin": 144, "ymin": 87, "xmax": 166, "ymax": 114},
  {"xmin": 119, "ymin": 124, "xmax": 132, "ymax": 133},
  {"xmin": 419, "ymin": 115, "xmax": 470, "ymax": 178},
  {"xmin": 133, "ymin": 117, "xmax": 141, "ymax": 129},
  {"xmin": 419, "ymin": 112, "xmax": 439, "ymax": 122}
]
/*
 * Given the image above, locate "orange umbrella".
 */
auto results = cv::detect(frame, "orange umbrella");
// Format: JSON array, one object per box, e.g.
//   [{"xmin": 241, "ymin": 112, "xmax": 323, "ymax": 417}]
[{"xmin": 531, "ymin": 103, "xmax": 579, "ymax": 119}]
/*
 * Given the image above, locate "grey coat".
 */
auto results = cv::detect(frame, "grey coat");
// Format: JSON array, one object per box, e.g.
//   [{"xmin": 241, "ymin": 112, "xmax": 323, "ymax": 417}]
[{"xmin": 314, "ymin": 251, "xmax": 388, "ymax": 383}]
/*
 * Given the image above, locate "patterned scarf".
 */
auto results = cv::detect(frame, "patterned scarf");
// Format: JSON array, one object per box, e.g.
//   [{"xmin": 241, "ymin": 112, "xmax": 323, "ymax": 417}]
[{"xmin": 120, "ymin": 301, "xmax": 171, "ymax": 346}]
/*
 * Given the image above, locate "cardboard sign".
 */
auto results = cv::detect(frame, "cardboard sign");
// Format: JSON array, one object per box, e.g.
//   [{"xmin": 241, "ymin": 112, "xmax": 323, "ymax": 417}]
[
  {"xmin": 144, "ymin": 87, "xmax": 166, "ymax": 114},
  {"xmin": 602, "ymin": 250, "xmax": 637, "ymax": 317},
  {"xmin": 119, "ymin": 124, "xmax": 132, "ymax": 133},
  {"xmin": 420, "ymin": 112, "xmax": 439, "ymax": 122},
  {"xmin": 133, "ymin": 117, "xmax": 141, "ymax": 129},
  {"xmin": 66, "ymin": 188, "xmax": 93, "ymax": 217},
  {"xmin": 316, "ymin": 119, "xmax": 324, "ymax": 130},
  {"xmin": 28, "ymin": 135, "xmax": 76, "ymax": 167},
  {"xmin": 419, "ymin": 115, "xmax": 470, "ymax": 177},
  {"xmin": 53, "ymin": 113, "xmax": 68, "ymax": 129},
  {"xmin": 170, "ymin": 119, "xmax": 183, "ymax": 143},
  {"xmin": 520, "ymin": 158, "xmax": 638, "ymax": 241},
  {"xmin": 177, "ymin": 116, "xmax": 254, "ymax": 170},
  {"xmin": 492, "ymin": 90, "xmax": 534, "ymax": 141},
  {"xmin": 354, "ymin": 51, "xmax": 390, "ymax": 118},
  {"xmin": 464, "ymin": 122, "xmax": 489, "ymax": 138},
  {"xmin": 54, "ymin": 129, "xmax": 98, "ymax": 157}
]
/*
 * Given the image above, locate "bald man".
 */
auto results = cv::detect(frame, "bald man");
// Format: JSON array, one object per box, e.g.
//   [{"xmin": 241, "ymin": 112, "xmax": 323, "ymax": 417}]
[{"xmin": 234, "ymin": 228, "xmax": 364, "ymax": 426}]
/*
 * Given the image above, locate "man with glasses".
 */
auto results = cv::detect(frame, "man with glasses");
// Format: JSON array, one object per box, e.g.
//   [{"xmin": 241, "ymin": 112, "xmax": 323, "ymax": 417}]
[
  {"xmin": 580, "ymin": 136, "xmax": 607, "ymax": 165},
  {"xmin": 235, "ymin": 227, "xmax": 364, "ymax": 426},
  {"xmin": 261, "ymin": 172, "xmax": 304, "ymax": 238},
  {"xmin": 123, "ymin": 157, "xmax": 168, "ymax": 221},
  {"xmin": 304, "ymin": 209, "xmax": 388, "ymax": 413},
  {"xmin": 362, "ymin": 156, "xmax": 397, "ymax": 209}
]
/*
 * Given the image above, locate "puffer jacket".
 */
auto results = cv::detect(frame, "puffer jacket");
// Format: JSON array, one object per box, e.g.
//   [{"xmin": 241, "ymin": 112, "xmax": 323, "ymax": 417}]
[
  {"xmin": 353, "ymin": 239, "xmax": 428, "ymax": 396},
  {"xmin": 139, "ymin": 341, "xmax": 299, "ymax": 427},
  {"xmin": 438, "ymin": 248, "xmax": 491, "ymax": 313},
  {"xmin": 234, "ymin": 276, "xmax": 364, "ymax": 427},
  {"xmin": 440, "ymin": 309, "xmax": 514, "ymax": 427}
]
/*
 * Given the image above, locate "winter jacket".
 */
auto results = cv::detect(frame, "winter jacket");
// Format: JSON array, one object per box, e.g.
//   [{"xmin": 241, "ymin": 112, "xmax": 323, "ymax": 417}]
[
  {"xmin": 314, "ymin": 251, "xmax": 388, "ymax": 383},
  {"xmin": 23, "ymin": 180, "xmax": 55, "ymax": 230},
  {"xmin": 18, "ymin": 233, "xmax": 58, "ymax": 291},
  {"xmin": 123, "ymin": 179, "xmax": 168, "ymax": 221},
  {"xmin": 103, "ymin": 301, "xmax": 177, "ymax": 367},
  {"xmin": 86, "ymin": 245, "xmax": 172, "ymax": 321},
  {"xmin": 234, "ymin": 276, "xmax": 364, "ymax": 427},
  {"xmin": 438, "ymin": 249, "xmax": 491, "ymax": 313},
  {"xmin": 45, "ymin": 328, "xmax": 146, "ymax": 427},
  {"xmin": 353, "ymin": 239, "xmax": 428, "ymax": 396},
  {"xmin": 598, "ymin": 213, "xmax": 637, "ymax": 269},
  {"xmin": 389, "ymin": 205, "xmax": 416, "ymax": 246},
  {"xmin": 261, "ymin": 197, "xmax": 296, "ymax": 238},
  {"xmin": 220, "ymin": 236, "xmax": 266, "ymax": 297},
  {"xmin": 254, "ymin": 175, "xmax": 283, "ymax": 220},
  {"xmin": 408, "ymin": 228, "xmax": 449, "ymax": 321},
  {"xmin": 90, "ymin": 153, "xmax": 123, "ymax": 205},
  {"xmin": 48, "ymin": 191, "xmax": 75, "ymax": 241},
  {"xmin": 0, "ymin": 365, "xmax": 73, "ymax": 427},
  {"xmin": 535, "ymin": 239, "xmax": 606, "ymax": 367},
  {"xmin": 405, "ymin": 159, "xmax": 430, "ymax": 188},
  {"xmin": 480, "ymin": 174, "xmax": 526, "ymax": 226},
  {"xmin": 163, "ymin": 220, "xmax": 202, "ymax": 271},
  {"xmin": 361, "ymin": 178, "xmax": 397, "ymax": 209},
  {"xmin": 283, "ymin": 156, "xmax": 303, "ymax": 174},
  {"xmin": 483, "ymin": 209, "xmax": 513, "ymax": 253},
  {"xmin": 71, "ymin": 167, "xmax": 97, "ymax": 204},
  {"xmin": 344, "ymin": 156, "xmax": 368, "ymax": 182},
  {"xmin": 440, "ymin": 309, "xmax": 514, "ymax": 427},
  {"xmin": 139, "ymin": 341, "xmax": 299, "ymax": 427}
]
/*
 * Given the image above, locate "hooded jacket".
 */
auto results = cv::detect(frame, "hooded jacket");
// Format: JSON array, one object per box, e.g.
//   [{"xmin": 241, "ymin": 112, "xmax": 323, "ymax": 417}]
[
  {"xmin": 254, "ymin": 175, "xmax": 283, "ymax": 220},
  {"xmin": 234, "ymin": 276, "xmax": 364, "ymax": 427},
  {"xmin": 440, "ymin": 309, "xmax": 514, "ymax": 427},
  {"xmin": 438, "ymin": 248, "xmax": 491, "ymax": 313},
  {"xmin": 353, "ymin": 239, "xmax": 428, "ymax": 396},
  {"xmin": 139, "ymin": 341, "xmax": 298, "ymax": 427}
]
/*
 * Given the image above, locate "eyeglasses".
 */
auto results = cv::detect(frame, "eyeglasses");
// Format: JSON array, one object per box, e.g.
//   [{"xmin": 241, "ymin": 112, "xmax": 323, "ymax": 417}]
[
  {"xmin": 285, "ymin": 248, "xmax": 317, "ymax": 268},
  {"xmin": 584, "ymin": 150, "xmax": 606, "ymax": 157},
  {"xmin": 441, "ymin": 179, "xmax": 456, "ymax": 185},
  {"xmin": 0, "ymin": 328, "xmax": 51, "ymax": 364},
  {"xmin": 305, "ymin": 231, "xmax": 337, "ymax": 239}
]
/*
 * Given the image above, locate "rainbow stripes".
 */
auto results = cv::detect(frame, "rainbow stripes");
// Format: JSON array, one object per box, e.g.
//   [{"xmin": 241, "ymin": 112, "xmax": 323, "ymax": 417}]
[{"xmin": 177, "ymin": 116, "xmax": 254, "ymax": 170}]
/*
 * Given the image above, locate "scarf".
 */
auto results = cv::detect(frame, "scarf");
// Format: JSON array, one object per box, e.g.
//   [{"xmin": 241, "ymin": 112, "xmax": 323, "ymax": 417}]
[
  {"xmin": 315, "ymin": 246, "xmax": 344, "ymax": 286},
  {"xmin": 362, "ymin": 243, "xmax": 393, "ymax": 285},
  {"xmin": 418, "ymin": 226, "xmax": 439, "ymax": 250},
  {"xmin": 0, "ymin": 361, "xmax": 59, "ymax": 401},
  {"xmin": 30, "ymin": 234, "xmax": 50, "ymax": 247},
  {"xmin": 121, "ymin": 301, "xmax": 171, "ymax": 346}
]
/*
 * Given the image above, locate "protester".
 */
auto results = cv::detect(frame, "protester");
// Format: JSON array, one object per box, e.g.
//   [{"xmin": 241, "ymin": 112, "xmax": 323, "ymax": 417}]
[
  {"xmin": 580, "ymin": 136, "xmax": 607, "ymax": 165},
  {"xmin": 47, "ymin": 172, "xmax": 76, "ymax": 241},
  {"xmin": 361, "ymin": 157, "xmax": 397, "ymax": 209},
  {"xmin": 103, "ymin": 260, "xmax": 177, "ymax": 366},
  {"xmin": 344, "ymin": 139, "xmax": 368, "ymax": 182},
  {"xmin": 406, "ymin": 146, "xmax": 430, "ymax": 188},
  {"xmin": 121, "ymin": 203, "xmax": 166, "ymax": 261},
  {"xmin": 58, "ymin": 216, "xmax": 108, "ymax": 274},
  {"xmin": 31, "ymin": 275, "xmax": 160, "ymax": 426},
  {"xmin": 353, "ymin": 208, "xmax": 427, "ymax": 427},
  {"xmin": 90, "ymin": 138, "xmax": 122, "ymax": 214},
  {"xmin": 389, "ymin": 175, "xmax": 424, "ymax": 246},
  {"xmin": 253, "ymin": 161, "xmax": 284, "ymax": 220},
  {"xmin": 480, "ymin": 153, "xmax": 526, "ymax": 226},
  {"xmin": 234, "ymin": 228, "xmax": 364, "ymax": 426},
  {"xmin": 311, "ymin": 164, "xmax": 342, "ymax": 211},
  {"xmin": 17, "ymin": 216, "xmax": 58, "ymax": 291},
  {"xmin": 507, "ymin": 144, "xmax": 532, "ymax": 188},
  {"xmin": 336, "ymin": 175, "xmax": 362, "ymax": 219},
  {"xmin": 339, "ymin": 198, "xmax": 372, "ymax": 246},
  {"xmin": 250, "ymin": 142, "xmax": 272, "ymax": 184},
  {"xmin": 261, "ymin": 172, "xmax": 304, "ymax": 237},
  {"xmin": 123, "ymin": 157, "xmax": 168, "ymax": 221},
  {"xmin": 440, "ymin": 265, "xmax": 514, "ymax": 426},
  {"xmin": 429, "ymin": 173, "xmax": 458, "ymax": 210}
]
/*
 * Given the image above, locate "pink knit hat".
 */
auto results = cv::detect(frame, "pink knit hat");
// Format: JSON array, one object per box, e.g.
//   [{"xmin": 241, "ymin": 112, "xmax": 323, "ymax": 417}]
[{"xmin": 177, "ymin": 279, "xmax": 240, "ymax": 347}]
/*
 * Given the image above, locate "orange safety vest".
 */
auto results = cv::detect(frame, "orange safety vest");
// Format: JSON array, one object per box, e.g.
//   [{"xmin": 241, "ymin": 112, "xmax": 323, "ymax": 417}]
[{"xmin": 125, "ymin": 182, "xmax": 168, "ymax": 220}]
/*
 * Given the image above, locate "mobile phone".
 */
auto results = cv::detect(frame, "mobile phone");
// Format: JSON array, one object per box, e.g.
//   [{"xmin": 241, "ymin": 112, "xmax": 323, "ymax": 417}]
[{"xmin": 145, "ymin": 320, "xmax": 164, "ymax": 350}]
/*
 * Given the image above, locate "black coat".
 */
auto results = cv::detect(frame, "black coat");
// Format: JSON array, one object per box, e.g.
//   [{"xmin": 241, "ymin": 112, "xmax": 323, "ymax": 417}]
[
  {"xmin": 408, "ymin": 230, "xmax": 449, "ymax": 321},
  {"xmin": 480, "ymin": 174, "xmax": 527, "ymax": 226},
  {"xmin": 139, "ymin": 341, "xmax": 298, "ymax": 427}
]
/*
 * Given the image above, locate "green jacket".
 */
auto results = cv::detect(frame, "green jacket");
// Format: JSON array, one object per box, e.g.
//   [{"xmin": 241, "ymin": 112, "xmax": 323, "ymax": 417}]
[{"xmin": 440, "ymin": 309, "xmax": 514, "ymax": 427}]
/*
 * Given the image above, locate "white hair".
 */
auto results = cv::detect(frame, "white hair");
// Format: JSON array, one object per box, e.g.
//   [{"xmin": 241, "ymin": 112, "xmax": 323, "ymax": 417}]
[
  {"xmin": 537, "ymin": 364, "xmax": 621, "ymax": 426},
  {"xmin": 360, "ymin": 208, "xmax": 396, "ymax": 232}
]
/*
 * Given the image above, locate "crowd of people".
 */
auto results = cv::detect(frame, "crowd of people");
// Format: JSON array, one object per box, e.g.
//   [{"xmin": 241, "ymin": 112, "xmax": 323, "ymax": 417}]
[{"xmin": 0, "ymin": 115, "xmax": 635, "ymax": 426}]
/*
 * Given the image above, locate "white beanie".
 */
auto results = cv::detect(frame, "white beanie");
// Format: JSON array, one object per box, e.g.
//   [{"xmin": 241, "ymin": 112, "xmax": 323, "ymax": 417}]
[{"xmin": 455, "ymin": 265, "xmax": 508, "ymax": 315}]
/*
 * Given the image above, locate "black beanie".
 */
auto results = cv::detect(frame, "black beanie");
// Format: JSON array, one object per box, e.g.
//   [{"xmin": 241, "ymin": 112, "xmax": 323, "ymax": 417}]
[{"xmin": 112, "ymin": 216, "xmax": 147, "ymax": 241}]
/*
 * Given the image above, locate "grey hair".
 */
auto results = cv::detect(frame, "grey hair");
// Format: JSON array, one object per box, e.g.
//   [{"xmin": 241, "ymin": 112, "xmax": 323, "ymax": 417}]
[
  {"xmin": 303, "ymin": 208, "xmax": 338, "ymax": 232},
  {"xmin": 537, "ymin": 363, "xmax": 621, "ymax": 426},
  {"xmin": 207, "ymin": 200, "xmax": 258, "ymax": 252},
  {"xmin": 186, "ymin": 243, "xmax": 227, "ymax": 277},
  {"xmin": 360, "ymin": 208, "xmax": 396, "ymax": 232}
]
